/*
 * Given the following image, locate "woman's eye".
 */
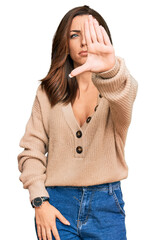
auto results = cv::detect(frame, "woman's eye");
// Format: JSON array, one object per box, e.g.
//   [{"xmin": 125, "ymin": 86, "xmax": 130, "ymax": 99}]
[{"xmin": 70, "ymin": 34, "xmax": 78, "ymax": 39}]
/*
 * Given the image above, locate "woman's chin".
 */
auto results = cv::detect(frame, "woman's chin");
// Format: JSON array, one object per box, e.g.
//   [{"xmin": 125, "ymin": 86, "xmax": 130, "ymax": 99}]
[{"xmin": 74, "ymin": 58, "xmax": 87, "ymax": 67}]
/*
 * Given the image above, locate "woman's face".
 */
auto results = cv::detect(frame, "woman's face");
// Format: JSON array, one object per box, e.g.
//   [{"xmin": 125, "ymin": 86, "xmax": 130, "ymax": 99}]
[{"xmin": 68, "ymin": 15, "xmax": 93, "ymax": 68}]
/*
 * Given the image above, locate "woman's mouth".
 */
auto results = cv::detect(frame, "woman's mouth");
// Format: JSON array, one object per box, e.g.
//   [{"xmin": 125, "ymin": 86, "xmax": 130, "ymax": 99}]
[{"xmin": 79, "ymin": 51, "xmax": 88, "ymax": 56}]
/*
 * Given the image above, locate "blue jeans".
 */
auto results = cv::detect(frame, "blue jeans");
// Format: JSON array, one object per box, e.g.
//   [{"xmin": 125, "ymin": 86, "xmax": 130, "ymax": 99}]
[{"xmin": 34, "ymin": 180, "xmax": 127, "ymax": 239}]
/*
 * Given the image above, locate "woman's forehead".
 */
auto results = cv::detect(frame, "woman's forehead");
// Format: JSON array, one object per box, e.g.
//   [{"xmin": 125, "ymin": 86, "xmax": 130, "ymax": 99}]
[
  {"xmin": 70, "ymin": 15, "xmax": 97, "ymax": 29},
  {"xmin": 71, "ymin": 15, "xmax": 96, "ymax": 29}
]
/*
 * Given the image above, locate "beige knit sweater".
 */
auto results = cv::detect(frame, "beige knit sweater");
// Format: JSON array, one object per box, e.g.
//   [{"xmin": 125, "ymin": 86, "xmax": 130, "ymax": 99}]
[{"xmin": 17, "ymin": 56, "xmax": 138, "ymax": 203}]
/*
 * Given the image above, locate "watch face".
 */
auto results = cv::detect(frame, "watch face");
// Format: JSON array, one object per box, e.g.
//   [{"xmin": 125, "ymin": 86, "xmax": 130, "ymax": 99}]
[{"xmin": 34, "ymin": 197, "xmax": 42, "ymax": 207}]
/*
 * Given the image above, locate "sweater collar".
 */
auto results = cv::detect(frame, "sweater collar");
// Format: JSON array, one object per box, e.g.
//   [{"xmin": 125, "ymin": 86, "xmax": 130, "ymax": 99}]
[{"xmin": 61, "ymin": 93, "xmax": 103, "ymax": 136}]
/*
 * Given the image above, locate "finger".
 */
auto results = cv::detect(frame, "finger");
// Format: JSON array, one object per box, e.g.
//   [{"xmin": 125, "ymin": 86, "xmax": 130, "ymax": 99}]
[
  {"xmin": 69, "ymin": 62, "xmax": 89, "ymax": 78},
  {"xmin": 99, "ymin": 25, "xmax": 112, "ymax": 46},
  {"xmin": 37, "ymin": 225, "xmax": 42, "ymax": 240},
  {"xmin": 41, "ymin": 226, "xmax": 47, "ymax": 240},
  {"xmin": 56, "ymin": 210, "xmax": 70, "ymax": 225},
  {"xmin": 84, "ymin": 17, "xmax": 92, "ymax": 45},
  {"xmin": 51, "ymin": 222, "xmax": 61, "ymax": 240},
  {"xmin": 92, "ymin": 18, "xmax": 104, "ymax": 44},
  {"xmin": 46, "ymin": 227, "xmax": 52, "ymax": 240},
  {"xmin": 88, "ymin": 15, "xmax": 97, "ymax": 42}
]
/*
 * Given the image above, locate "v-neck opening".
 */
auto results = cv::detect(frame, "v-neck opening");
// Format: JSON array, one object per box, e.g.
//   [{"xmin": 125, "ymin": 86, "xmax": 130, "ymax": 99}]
[{"xmin": 69, "ymin": 92, "xmax": 102, "ymax": 131}]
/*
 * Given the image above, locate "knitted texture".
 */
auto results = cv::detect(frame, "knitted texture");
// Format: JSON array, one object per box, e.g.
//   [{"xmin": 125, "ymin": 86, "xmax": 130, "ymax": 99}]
[{"xmin": 17, "ymin": 56, "xmax": 138, "ymax": 203}]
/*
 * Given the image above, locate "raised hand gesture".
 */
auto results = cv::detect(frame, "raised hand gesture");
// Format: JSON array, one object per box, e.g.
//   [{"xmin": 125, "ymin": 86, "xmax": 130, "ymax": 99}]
[{"xmin": 69, "ymin": 15, "xmax": 116, "ymax": 78}]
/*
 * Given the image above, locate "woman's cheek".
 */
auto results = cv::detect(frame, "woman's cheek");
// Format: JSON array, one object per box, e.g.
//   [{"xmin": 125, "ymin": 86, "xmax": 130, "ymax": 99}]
[{"xmin": 69, "ymin": 49, "xmax": 79, "ymax": 61}]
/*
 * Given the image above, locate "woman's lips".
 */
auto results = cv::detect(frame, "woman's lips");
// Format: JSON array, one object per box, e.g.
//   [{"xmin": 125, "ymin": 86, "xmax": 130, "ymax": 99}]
[{"xmin": 79, "ymin": 51, "xmax": 88, "ymax": 56}]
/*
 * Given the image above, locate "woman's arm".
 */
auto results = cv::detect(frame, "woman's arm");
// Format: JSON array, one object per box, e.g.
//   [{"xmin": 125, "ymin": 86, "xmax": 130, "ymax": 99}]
[
  {"xmin": 92, "ymin": 56, "xmax": 138, "ymax": 145},
  {"xmin": 17, "ymin": 94, "xmax": 49, "ymax": 203}
]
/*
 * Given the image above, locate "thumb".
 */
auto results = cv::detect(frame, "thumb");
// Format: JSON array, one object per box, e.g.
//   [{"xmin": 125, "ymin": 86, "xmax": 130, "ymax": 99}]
[
  {"xmin": 69, "ymin": 63, "xmax": 89, "ymax": 78},
  {"xmin": 56, "ymin": 210, "xmax": 70, "ymax": 225}
]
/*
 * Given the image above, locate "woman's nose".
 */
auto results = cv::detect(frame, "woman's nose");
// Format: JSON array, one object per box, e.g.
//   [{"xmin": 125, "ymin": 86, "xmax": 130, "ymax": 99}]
[{"xmin": 81, "ymin": 35, "xmax": 87, "ymax": 46}]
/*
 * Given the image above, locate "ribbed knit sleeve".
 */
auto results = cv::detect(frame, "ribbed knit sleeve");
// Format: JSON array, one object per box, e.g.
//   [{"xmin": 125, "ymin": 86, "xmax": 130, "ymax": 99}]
[
  {"xmin": 17, "ymin": 95, "xmax": 50, "ymax": 203},
  {"xmin": 91, "ymin": 56, "xmax": 138, "ymax": 145}
]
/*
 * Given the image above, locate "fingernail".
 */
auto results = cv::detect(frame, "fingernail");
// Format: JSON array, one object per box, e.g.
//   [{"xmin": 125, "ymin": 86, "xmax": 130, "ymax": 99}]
[
  {"xmin": 65, "ymin": 220, "xmax": 70, "ymax": 225},
  {"xmin": 69, "ymin": 74, "xmax": 73, "ymax": 78}
]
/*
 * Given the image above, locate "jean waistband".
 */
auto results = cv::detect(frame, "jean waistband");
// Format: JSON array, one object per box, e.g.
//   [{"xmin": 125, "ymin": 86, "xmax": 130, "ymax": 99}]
[
  {"xmin": 46, "ymin": 181, "xmax": 121, "ymax": 195},
  {"xmin": 79, "ymin": 181, "xmax": 121, "ymax": 196},
  {"xmin": 80, "ymin": 180, "xmax": 120, "ymax": 189},
  {"xmin": 52, "ymin": 181, "xmax": 120, "ymax": 191}
]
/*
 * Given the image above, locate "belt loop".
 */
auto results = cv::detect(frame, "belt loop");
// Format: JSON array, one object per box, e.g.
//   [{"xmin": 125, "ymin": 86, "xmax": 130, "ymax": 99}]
[{"xmin": 108, "ymin": 183, "xmax": 113, "ymax": 195}]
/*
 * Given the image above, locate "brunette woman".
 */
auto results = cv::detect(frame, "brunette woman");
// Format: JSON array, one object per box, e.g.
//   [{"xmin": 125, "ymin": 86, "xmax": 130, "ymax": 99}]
[{"xmin": 17, "ymin": 5, "xmax": 138, "ymax": 240}]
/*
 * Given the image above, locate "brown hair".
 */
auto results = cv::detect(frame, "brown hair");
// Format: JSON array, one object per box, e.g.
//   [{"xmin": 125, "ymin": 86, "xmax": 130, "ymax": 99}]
[{"xmin": 39, "ymin": 5, "xmax": 113, "ymax": 107}]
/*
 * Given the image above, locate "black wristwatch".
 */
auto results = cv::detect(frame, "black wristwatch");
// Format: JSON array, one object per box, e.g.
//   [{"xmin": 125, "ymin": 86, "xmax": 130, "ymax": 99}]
[{"xmin": 31, "ymin": 196, "xmax": 49, "ymax": 208}]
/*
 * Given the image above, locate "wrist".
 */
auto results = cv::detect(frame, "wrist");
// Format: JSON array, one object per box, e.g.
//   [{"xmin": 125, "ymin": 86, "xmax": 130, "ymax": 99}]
[
  {"xmin": 98, "ymin": 57, "xmax": 120, "ymax": 79},
  {"xmin": 31, "ymin": 196, "xmax": 49, "ymax": 208}
]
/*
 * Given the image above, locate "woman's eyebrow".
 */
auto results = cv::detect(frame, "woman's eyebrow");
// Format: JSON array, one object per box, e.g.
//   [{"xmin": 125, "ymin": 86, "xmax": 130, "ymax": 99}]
[{"xmin": 70, "ymin": 30, "xmax": 81, "ymax": 33}]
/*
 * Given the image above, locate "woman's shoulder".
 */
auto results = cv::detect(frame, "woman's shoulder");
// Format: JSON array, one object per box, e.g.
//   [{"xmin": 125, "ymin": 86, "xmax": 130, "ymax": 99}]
[
  {"xmin": 36, "ymin": 84, "xmax": 51, "ymax": 110},
  {"xmin": 36, "ymin": 83, "xmax": 45, "ymax": 96}
]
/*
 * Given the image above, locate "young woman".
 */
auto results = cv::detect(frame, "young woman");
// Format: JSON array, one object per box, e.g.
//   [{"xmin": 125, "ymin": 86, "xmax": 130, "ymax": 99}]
[{"xmin": 17, "ymin": 5, "xmax": 138, "ymax": 240}]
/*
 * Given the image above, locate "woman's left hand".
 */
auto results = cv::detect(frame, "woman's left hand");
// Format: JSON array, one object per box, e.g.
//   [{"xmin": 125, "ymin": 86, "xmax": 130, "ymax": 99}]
[{"xmin": 69, "ymin": 15, "xmax": 116, "ymax": 78}]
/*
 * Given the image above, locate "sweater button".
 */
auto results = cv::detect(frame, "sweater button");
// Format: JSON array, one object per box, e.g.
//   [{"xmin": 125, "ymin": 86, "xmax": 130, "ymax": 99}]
[
  {"xmin": 76, "ymin": 146, "xmax": 83, "ymax": 154},
  {"xmin": 94, "ymin": 105, "xmax": 98, "ymax": 111},
  {"xmin": 76, "ymin": 130, "xmax": 82, "ymax": 138},
  {"xmin": 99, "ymin": 94, "xmax": 102, "ymax": 98},
  {"xmin": 86, "ymin": 116, "xmax": 91, "ymax": 123}
]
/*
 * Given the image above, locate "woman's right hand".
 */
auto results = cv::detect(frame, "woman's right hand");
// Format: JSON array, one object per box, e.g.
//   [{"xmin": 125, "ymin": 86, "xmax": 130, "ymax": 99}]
[{"xmin": 35, "ymin": 201, "xmax": 70, "ymax": 240}]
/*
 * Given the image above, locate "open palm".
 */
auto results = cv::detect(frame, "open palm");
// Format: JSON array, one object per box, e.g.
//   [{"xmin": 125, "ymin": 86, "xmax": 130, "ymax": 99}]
[{"xmin": 69, "ymin": 15, "xmax": 116, "ymax": 78}]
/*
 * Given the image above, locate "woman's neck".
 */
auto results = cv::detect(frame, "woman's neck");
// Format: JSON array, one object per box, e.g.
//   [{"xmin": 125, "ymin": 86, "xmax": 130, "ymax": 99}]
[{"xmin": 75, "ymin": 71, "xmax": 94, "ymax": 92}]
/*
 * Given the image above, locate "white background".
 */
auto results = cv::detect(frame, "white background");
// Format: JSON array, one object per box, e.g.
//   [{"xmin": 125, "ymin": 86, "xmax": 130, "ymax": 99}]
[{"xmin": 0, "ymin": 0, "xmax": 156, "ymax": 239}]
